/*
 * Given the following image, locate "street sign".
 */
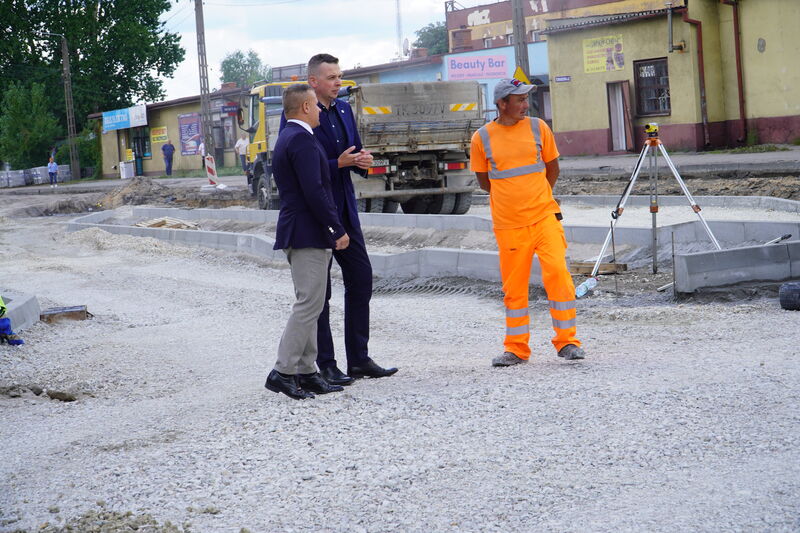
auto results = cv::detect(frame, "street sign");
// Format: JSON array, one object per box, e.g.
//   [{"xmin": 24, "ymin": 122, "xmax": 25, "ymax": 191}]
[{"xmin": 513, "ymin": 66, "xmax": 531, "ymax": 84}]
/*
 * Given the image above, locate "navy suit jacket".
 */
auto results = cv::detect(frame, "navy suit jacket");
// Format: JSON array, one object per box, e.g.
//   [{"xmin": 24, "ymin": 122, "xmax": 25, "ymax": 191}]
[
  {"xmin": 272, "ymin": 122, "xmax": 346, "ymax": 250},
  {"xmin": 280, "ymin": 98, "xmax": 367, "ymax": 232}
]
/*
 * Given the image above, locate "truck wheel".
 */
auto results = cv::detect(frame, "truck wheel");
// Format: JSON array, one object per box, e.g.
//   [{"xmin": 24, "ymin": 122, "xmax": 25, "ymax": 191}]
[
  {"xmin": 257, "ymin": 176, "xmax": 280, "ymax": 210},
  {"xmin": 383, "ymin": 200, "xmax": 399, "ymax": 213},
  {"xmin": 368, "ymin": 198, "xmax": 385, "ymax": 213},
  {"xmin": 779, "ymin": 281, "xmax": 800, "ymax": 310},
  {"xmin": 401, "ymin": 197, "xmax": 427, "ymax": 214},
  {"xmin": 430, "ymin": 194, "xmax": 456, "ymax": 214},
  {"xmin": 257, "ymin": 177, "xmax": 269, "ymax": 210},
  {"xmin": 452, "ymin": 192, "xmax": 473, "ymax": 215},
  {"xmin": 357, "ymin": 198, "xmax": 368, "ymax": 212}
]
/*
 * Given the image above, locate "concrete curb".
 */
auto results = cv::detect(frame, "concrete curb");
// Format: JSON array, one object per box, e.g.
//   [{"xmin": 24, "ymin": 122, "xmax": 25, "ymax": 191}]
[
  {"xmin": 66, "ymin": 207, "xmax": 538, "ymax": 285},
  {"xmin": 1, "ymin": 289, "xmax": 41, "ymax": 333},
  {"xmin": 674, "ymin": 240, "xmax": 800, "ymax": 293},
  {"xmin": 67, "ymin": 205, "xmax": 799, "ymax": 292},
  {"xmin": 556, "ymin": 194, "xmax": 800, "ymax": 214},
  {"xmin": 559, "ymin": 161, "xmax": 800, "ymax": 179}
]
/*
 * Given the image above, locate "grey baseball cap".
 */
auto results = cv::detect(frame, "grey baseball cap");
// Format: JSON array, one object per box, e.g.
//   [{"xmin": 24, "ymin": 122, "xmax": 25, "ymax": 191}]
[{"xmin": 494, "ymin": 78, "xmax": 535, "ymax": 103}]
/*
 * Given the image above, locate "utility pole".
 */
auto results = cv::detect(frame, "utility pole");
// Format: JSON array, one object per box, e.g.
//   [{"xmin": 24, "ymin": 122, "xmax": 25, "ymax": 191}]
[
  {"xmin": 194, "ymin": 0, "xmax": 213, "ymax": 159},
  {"xmin": 511, "ymin": 0, "xmax": 537, "ymax": 115},
  {"xmin": 395, "ymin": 0, "xmax": 403, "ymax": 58},
  {"xmin": 40, "ymin": 32, "xmax": 80, "ymax": 180}
]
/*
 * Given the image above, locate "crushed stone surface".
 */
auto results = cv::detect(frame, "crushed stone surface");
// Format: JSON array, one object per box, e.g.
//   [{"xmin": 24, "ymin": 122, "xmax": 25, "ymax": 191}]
[{"xmin": 0, "ymin": 193, "xmax": 799, "ymax": 532}]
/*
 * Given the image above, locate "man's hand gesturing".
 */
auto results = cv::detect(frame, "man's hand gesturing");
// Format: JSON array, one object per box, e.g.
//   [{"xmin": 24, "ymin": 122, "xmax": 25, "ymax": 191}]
[
  {"xmin": 353, "ymin": 149, "xmax": 373, "ymax": 170},
  {"xmin": 338, "ymin": 146, "xmax": 359, "ymax": 168}
]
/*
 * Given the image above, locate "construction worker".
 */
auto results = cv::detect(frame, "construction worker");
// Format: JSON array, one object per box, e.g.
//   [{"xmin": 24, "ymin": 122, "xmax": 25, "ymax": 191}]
[{"xmin": 470, "ymin": 78, "xmax": 585, "ymax": 366}]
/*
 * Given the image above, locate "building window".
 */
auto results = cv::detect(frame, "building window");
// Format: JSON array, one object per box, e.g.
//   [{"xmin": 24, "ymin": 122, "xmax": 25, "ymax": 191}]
[
  {"xmin": 529, "ymin": 30, "xmax": 543, "ymax": 42},
  {"xmin": 634, "ymin": 58, "xmax": 671, "ymax": 116},
  {"xmin": 506, "ymin": 33, "xmax": 514, "ymax": 45},
  {"xmin": 483, "ymin": 37, "xmax": 492, "ymax": 48}
]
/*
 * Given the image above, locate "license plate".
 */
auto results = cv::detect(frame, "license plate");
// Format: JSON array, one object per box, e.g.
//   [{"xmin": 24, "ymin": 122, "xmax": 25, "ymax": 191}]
[{"xmin": 372, "ymin": 159, "xmax": 389, "ymax": 167}]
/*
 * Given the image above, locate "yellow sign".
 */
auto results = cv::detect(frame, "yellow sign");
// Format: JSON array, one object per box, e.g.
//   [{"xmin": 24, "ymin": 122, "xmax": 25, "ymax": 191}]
[
  {"xmin": 125, "ymin": 149, "xmax": 134, "ymax": 161},
  {"xmin": 583, "ymin": 35, "xmax": 625, "ymax": 73},
  {"xmin": 512, "ymin": 66, "xmax": 531, "ymax": 84},
  {"xmin": 150, "ymin": 126, "xmax": 168, "ymax": 143}
]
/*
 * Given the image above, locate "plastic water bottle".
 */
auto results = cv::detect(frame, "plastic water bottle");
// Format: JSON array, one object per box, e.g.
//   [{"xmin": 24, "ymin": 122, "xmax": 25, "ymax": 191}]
[{"xmin": 575, "ymin": 277, "xmax": 598, "ymax": 298}]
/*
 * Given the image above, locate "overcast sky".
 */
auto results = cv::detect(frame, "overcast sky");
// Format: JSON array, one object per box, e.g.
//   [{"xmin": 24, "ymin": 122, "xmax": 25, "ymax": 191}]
[{"xmin": 158, "ymin": 0, "xmax": 456, "ymax": 101}]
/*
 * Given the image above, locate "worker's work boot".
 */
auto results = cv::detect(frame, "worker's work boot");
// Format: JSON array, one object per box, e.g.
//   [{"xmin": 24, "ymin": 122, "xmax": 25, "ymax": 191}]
[
  {"xmin": 558, "ymin": 344, "xmax": 586, "ymax": 360},
  {"xmin": 491, "ymin": 351, "xmax": 527, "ymax": 367}
]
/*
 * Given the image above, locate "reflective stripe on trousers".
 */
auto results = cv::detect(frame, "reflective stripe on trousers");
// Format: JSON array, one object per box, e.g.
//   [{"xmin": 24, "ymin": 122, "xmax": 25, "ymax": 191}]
[
  {"xmin": 477, "ymin": 117, "xmax": 545, "ymax": 180},
  {"xmin": 494, "ymin": 214, "xmax": 581, "ymax": 359}
]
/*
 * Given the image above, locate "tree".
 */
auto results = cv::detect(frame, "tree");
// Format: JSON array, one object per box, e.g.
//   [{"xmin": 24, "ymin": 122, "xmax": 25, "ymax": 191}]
[
  {"xmin": 413, "ymin": 21, "xmax": 448, "ymax": 55},
  {"xmin": 219, "ymin": 49, "xmax": 272, "ymax": 87},
  {"xmin": 0, "ymin": 0, "xmax": 185, "ymax": 136},
  {"xmin": 0, "ymin": 82, "xmax": 62, "ymax": 169}
]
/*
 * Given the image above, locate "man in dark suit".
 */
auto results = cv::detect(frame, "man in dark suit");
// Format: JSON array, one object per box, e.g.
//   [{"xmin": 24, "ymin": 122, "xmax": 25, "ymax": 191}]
[
  {"xmin": 303, "ymin": 53, "xmax": 398, "ymax": 385},
  {"xmin": 265, "ymin": 84, "xmax": 351, "ymax": 400}
]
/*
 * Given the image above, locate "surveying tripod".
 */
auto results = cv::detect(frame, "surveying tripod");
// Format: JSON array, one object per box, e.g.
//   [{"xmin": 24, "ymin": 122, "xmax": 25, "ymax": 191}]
[{"xmin": 585, "ymin": 123, "xmax": 722, "ymax": 283}]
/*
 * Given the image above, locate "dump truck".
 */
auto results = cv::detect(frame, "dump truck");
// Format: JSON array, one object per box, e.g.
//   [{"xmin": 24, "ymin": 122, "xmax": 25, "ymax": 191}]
[{"xmin": 240, "ymin": 80, "xmax": 485, "ymax": 214}]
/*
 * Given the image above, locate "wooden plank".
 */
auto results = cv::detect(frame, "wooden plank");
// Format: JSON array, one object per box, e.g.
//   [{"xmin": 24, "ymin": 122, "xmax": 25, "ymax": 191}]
[{"xmin": 569, "ymin": 262, "xmax": 627, "ymax": 275}]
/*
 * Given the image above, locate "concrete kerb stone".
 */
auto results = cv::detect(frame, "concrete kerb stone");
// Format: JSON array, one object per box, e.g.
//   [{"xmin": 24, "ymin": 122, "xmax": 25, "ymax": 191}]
[
  {"xmin": 66, "ymin": 205, "xmax": 799, "ymax": 291},
  {"xmin": 674, "ymin": 242, "xmax": 794, "ymax": 293},
  {"xmin": 788, "ymin": 240, "xmax": 800, "ymax": 278},
  {"xmin": 1, "ymin": 289, "xmax": 41, "ymax": 333},
  {"xmin": 557, "ymin": 195, "xmax": 800, "ymax": 214}
]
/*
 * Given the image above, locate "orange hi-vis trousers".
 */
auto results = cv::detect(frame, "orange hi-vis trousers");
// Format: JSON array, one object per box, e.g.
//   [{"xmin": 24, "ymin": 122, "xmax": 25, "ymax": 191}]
[{"xmin": 494, "ymin": 214, "xmax": 581, "ymax": 360}]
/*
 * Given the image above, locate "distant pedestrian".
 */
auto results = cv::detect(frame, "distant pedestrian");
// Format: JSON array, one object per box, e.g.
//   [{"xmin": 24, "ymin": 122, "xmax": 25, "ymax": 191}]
[
  {"xmin": 234, "ymin": 134, "xmax": 249, "ymax": 172},
  {"xmin": 47, "ymin": 157, "xmax": 58, "ymax": 188},
  {"xmin": 161, "ymin": 139, "xmax": 175, "ymax": 176},
  {"xmin": 198, "ymin": 140, "xmax": 206, "ymax": 170}
]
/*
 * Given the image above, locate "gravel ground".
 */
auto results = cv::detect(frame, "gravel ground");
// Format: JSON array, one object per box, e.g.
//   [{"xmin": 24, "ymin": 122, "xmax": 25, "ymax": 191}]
[{"xmin": 1, "ymin": 204, "xmax": 800, "ymax": 532}]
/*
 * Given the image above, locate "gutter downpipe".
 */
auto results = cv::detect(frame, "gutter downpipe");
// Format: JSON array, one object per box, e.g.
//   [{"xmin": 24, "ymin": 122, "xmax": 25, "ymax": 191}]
[
  {"xmin": 679, "ymin": 7, "xmax": 711, "ymax": 147},
  {"xmin": 721, "ymin": 0, "xmax": 747, "ymax": 143}
]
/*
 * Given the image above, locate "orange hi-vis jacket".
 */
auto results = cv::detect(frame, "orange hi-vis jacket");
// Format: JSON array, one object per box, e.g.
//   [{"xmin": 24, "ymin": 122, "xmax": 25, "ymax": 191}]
[
  {"xmin": 469, "ymin": 117, "xmax": 579, "ymax": 358},
  {"xmin": 469, "ymin": 117, "xmax": 560, "ymax": 229}
]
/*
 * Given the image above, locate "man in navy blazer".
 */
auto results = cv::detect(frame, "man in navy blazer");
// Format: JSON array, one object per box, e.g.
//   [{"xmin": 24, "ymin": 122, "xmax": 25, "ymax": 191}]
[
  {"xmin": 299, "ymin": 53, "xmax": 398, "ymax": 385},
  {"xmin": 265, "ymin": 84, "xmax": 351, "ymax": 400}
]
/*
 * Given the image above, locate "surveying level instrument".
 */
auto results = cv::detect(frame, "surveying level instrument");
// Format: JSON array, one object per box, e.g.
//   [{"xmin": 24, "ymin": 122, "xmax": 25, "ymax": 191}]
[{"xmin": 575, "ymin": 123, "xmax": 723, "ymax": 297}]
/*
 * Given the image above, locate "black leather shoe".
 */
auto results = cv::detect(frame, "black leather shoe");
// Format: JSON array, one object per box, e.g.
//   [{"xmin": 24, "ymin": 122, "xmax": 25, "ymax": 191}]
[
  {"xmin": 298, "ymin": 372, "xmax": 345, "ymax": 394},
  {"xmin": 319, "ymin": 366, "xmax": 355, "ymax": 386},
  {"xmin": 265, "ymin": 369, "xmax": 314, "ymax": 400},
  {"xmin": 348, "ymin": 359, "xmax": 398, "ymax": 379}
]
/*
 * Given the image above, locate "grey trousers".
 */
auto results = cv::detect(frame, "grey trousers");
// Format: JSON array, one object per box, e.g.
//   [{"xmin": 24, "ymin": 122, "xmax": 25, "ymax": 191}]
[{"xmin": 274, "ymin": 247, "xmax": 332, "ymax": 375}]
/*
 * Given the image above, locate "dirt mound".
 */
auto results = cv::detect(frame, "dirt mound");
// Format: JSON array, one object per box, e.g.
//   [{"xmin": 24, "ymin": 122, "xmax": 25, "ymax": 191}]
[
  {"xmin": 65, "ymin": 227, "xmax": 196, "ymax": 257},
  {"xmin": 99, "ymin": 177, "xmax": 172, "ymax": 209},
  {"xmin": 97, "ymin": 177, "xmax": 255, "ymax": 209},
  {"xmin": 558, "ymin": 175, "xmax": 800, "ymax": 200},
  {"xmin": 12, "ymin": 196, "xmax": 104, "ymax": 217}
]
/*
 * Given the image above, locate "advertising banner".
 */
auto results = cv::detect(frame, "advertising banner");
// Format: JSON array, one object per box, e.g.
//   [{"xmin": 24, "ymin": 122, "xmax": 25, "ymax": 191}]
[
  {"xmin": 178, "ymin": 113, "xmax": 202, "ymax": 156},
  {"xmin": 448, "ymin": 55, "xmax": 508, "ymax": 80},
  {"xmin": 150, "ymin": 126, "xmax": 168, "ymax": 144},
  {"xmin": 583, "ymin": 35, "xmax": 624, "ymax": 74},
  {"xmin": 102, "ymin": 104, "xmax": 148, "ymax": 132}
]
